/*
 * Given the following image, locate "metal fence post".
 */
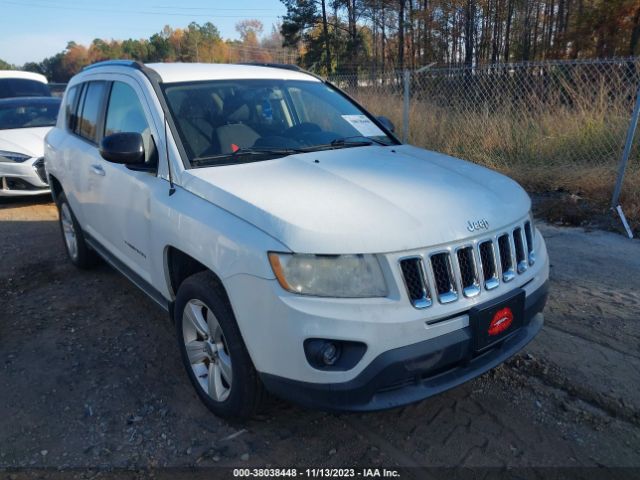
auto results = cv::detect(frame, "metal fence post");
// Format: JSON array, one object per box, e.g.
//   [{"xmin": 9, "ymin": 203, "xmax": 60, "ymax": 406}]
[
  {"xmin": 403, "ymin": 63, "xmax": 435, "ymax": 144},
  {"xmin": 611, "ymin": 83, "xmax": 640, "ymax": 209},
  {"xmin": 403, "ymin": 69, "xmax": 410, "ymax": 143}
]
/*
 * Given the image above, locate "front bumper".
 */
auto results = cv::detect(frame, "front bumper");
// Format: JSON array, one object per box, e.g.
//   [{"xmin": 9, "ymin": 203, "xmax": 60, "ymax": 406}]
[
  {"xmin": 0, "ymin": 158, "xmax": 50, "ymax": 196},
  {"xmin": 260, "ymin": 280, "xmax": 548, "ymax": 411}
]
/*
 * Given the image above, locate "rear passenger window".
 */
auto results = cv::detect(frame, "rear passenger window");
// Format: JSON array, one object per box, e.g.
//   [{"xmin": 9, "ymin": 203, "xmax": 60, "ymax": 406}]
[
  {"xmin": 65, "ymin": 86, "xmax": 79, "ymax": 131},
  {"xmin": 77, "ymin": 81, "xmax": 107, "ymax": 143}
]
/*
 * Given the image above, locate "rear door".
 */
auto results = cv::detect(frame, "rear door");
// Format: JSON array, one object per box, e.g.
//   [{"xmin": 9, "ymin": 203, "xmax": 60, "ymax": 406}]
[{"xmin": 61, "ymin": 80, "xmax": 109, "ymax": 235}]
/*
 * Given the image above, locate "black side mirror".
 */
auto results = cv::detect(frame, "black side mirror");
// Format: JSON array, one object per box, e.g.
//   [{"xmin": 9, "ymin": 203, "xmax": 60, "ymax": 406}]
[
  {"xmin": 99, "ymin": 132, "xmax": 145, "ymax": 165},
  {"xmin": 376, "ymin": 116, "xmax": 395, "ymax": 133}
]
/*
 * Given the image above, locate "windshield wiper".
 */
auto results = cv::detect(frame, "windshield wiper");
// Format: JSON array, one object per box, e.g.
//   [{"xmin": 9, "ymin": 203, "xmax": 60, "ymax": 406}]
[
  {"xmin": 191, "ymin": 136, "xmax": 391, "ymax": 165},
  {"xmin": 296, "ymin": 135, "xmax": 391, "ymax": 153},
  {"xmin": 331, "ymin": 135, "xmax": 390, "ymax": 147},
  {"xmin": 192, "ymin": 147, "xmax": 304, "ymax": 166}
]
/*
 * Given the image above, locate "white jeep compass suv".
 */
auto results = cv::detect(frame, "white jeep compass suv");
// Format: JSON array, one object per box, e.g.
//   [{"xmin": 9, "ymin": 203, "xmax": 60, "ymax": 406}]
[{"xmin": 45, "ymin": 61, "xmax": 549, "ymax": 418}]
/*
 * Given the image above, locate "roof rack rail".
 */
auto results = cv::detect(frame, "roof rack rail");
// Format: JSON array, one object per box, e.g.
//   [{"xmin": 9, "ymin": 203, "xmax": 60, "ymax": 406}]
[
  {"xmin": 82, "ymin": 60, "xmax": 144, "ymax": 72},
  {"xmin": 239, "ymin": 62, "xmax": 327, "ymax": 83},
  {"xmin": 239, "ymin": 62, "xmax": 303, "ymax": 72}
]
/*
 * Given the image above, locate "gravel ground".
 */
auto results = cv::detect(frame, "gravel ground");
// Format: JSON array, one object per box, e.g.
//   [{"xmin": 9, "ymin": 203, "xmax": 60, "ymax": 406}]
[{"xmin": 1, "ymin": 196, "xmax": 639, "ymax": 477}]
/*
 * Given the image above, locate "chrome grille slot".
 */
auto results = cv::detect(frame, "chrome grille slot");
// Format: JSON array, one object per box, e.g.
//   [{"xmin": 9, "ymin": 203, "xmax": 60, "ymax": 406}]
[
  {"xmin": 524, "ymin": 221, "xmax": 536, "ymax": 265},
  {"xmin": 513, "ymin": 227, "xmax": 528, "ymax": 273},
  {"xmin": 479, "ymin": 240, "xmax": 499, "ymax": 290},
  {"xmin": 456, "ymin": 247, "xmax": 480, "ymax": 297},
  {"xmin": 497, "ymin": 234, "xmax": 515, "ymax": 282},
  {"xmin": 399, "ymin": 257, "xmax": 432, "ymax": 309},
  {"xmin": 430, "ymin": 253, "xmax": 458, "ymax": 304}
]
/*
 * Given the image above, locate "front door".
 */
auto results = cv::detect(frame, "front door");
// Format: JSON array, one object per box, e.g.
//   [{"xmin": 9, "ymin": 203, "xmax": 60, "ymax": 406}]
[{"xmin": 89, "ymin": 79, "xmax": 161, "ymax": 283}]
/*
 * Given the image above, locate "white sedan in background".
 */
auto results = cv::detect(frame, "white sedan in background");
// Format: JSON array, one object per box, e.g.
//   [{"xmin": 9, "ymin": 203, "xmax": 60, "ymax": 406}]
[
  {"xmin": 0, "ymin": 70, "xmax": 50, "ymax": 99},
  {"xmin": 0, "ymin": 96, "xmax": 60, "ymax": 196}
]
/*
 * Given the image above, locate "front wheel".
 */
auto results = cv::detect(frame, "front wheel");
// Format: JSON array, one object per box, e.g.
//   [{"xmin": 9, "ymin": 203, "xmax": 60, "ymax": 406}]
[{"xmin": 175, "ymin": 271, "xmax": 264, "ymax": 418}]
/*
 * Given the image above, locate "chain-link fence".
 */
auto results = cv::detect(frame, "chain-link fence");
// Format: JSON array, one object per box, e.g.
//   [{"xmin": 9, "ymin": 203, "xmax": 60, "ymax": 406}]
[{"xmin": 328, "ymin": 58, "xmax": 640, "ymax": 231}]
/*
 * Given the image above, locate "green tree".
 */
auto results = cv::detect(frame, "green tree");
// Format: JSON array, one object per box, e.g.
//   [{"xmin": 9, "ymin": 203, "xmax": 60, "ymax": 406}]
[
  {"xmin": 22, "ymin": 62, "xmax": 44, "ymax": 74},
  {"xmin": 89, "ymin": 38, "xmax": 113, "ymax": 62},
  {"xmin": 200, "ymin": 22, "xmax": 222, "ymax": 43},
  {"xmin": 281, "ymin": 0, "xmax": 334, "ymax": 72},
  {"xmin": 185, "ymin": 22, "xmax": 203, "ymax": 62},
  {"xmin": 121, "ymin": 39, "xmax": 149, "ymax": 61},
  {"xmin": 149, "ymin": 32, "xmax": 172, "ymax": 61}
]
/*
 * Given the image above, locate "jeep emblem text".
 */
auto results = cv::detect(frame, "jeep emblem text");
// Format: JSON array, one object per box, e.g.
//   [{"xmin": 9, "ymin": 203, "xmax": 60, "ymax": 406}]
[{"xmin": 467, "ymin": 219, "xmax": 489, "ymax": 232}]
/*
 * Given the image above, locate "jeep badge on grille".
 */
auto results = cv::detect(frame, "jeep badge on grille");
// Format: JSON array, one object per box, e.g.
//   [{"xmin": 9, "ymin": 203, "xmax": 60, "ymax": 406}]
[{"xmin": 467, "ymin": 219, "xmax": 489, "ymax": 232}]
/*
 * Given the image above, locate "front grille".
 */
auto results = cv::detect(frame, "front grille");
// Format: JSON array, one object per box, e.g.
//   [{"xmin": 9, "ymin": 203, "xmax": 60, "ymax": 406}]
[
  {"xmin": 33, "ymin": 157, "xmax": 48, "ymax": 184},
  {"xmin": 399, "ymin": 257, "xmax": 432, "ymax": 308},
  {"xmin": 430, "ymin": 253, "xmax": 458, "ymax": 304},
  {"xmin": 398, "ymin": 219, "xmax": 535, "ymax": 309},
  {"xmin": 456, "ymin": 247, "xmax": 480, "ymax": 297}
]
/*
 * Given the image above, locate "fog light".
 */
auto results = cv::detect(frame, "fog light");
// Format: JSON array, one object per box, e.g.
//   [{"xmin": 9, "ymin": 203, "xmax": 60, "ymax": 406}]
[
  {"xmin": 303, "ymin": 338, "xmax": 366, "ymax": 370},
  {"xmin": 320, "ymin": 342, "xmax": 340, "ymax": 366}
]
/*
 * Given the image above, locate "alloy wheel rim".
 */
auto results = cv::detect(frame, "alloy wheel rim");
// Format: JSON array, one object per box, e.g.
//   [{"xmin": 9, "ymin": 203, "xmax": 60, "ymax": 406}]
[
  {"xmin": 182, "ymin": 299, "xmax": 233, "ymax": 402},
  {"xmin": 60, "ymin": 203, "xmax": 78, "ymax": 260}
]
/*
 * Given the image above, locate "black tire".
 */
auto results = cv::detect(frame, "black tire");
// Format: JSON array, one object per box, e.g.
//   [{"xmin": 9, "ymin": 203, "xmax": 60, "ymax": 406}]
[
  {"xmin": 55, "ymin": 192, "xmax": 99, "ymax": 269},
  {"xmin": 175, "ymin": 270, "xmax": 264, "ymax": 418}
]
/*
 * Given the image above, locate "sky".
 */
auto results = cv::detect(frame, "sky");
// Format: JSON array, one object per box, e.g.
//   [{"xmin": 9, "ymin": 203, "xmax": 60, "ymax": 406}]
[{"xmin": 0, "ymin": 0, "xmax": 287, "ymax": 65}]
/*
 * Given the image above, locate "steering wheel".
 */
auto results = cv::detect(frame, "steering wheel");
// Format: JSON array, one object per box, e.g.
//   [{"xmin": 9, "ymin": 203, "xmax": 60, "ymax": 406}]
[{"xmin": 284, "ymin": 122, "xmax": 321, "ymax": 137}]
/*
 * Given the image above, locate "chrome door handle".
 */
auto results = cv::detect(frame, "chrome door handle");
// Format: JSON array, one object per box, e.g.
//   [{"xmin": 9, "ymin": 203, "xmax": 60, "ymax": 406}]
[{"xmin": 91, "ymin": 164, "xmax": 105, "ymax": 176}]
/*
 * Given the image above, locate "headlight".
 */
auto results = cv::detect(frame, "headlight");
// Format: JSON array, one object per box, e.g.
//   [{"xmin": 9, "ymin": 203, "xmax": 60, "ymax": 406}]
[
  {"xmin": 0, "ymin": 150, "xmax": 31, "ymax": 163},
  {"xmin": 268, "ymin": 252, "xmax": 387, "ymax": 298}
]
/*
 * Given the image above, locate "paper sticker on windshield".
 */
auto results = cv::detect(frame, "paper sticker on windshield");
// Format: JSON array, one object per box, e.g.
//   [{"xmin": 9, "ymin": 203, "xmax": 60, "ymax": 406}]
[{"xmin": 341, "ymin": 115, "xmax": 385, "ymax": 137}]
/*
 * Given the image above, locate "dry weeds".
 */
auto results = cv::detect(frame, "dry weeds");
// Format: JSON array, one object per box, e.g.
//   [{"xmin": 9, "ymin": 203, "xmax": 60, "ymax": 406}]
[{"xmin": 356, "ymin": 91, "xmax": 639, "ymax": 231}]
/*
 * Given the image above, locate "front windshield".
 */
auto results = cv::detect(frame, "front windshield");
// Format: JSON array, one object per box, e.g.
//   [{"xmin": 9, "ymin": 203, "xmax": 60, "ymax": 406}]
[
  {"xmin": 163, "ymin": 79, "xmax": 396, "ymax": 166},
  {"xmin": 0, "ymin": 98, "xmax": 60, "ymax": 130}
]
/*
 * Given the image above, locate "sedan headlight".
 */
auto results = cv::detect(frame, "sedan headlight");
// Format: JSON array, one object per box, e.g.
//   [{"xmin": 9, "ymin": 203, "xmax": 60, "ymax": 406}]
[
  {"xmin": 268, "ymin": 252, "xmax": 387, "ymax": 298},
  {"xmin": 0, "ymin": 150, "xmax": 31, "ymax": 163}
]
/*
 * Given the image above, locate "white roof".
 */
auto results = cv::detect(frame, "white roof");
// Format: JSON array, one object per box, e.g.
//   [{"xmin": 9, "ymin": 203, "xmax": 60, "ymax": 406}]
[
  {"xmin": 0, "ymin": 70, "xmax": 48, "ymax": 84},
  {"xmin": 145, "ymin": 63, "xmax": 320, "ymax": 84}
]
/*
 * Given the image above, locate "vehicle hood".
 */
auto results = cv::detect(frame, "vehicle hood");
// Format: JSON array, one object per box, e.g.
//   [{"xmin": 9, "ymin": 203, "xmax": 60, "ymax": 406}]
[
  {"xmin": 183, "ymin": 145, "xmax": 531, "ymax": 254},
  {"xmin": 0, "ymin": 127, "xmax": 51, "ymax": 158}
]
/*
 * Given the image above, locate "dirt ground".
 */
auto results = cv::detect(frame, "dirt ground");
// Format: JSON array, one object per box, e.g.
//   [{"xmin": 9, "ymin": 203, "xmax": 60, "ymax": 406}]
[{"xmin": 1, "ymin": 196, "xmax": 639, "ymax": 477}]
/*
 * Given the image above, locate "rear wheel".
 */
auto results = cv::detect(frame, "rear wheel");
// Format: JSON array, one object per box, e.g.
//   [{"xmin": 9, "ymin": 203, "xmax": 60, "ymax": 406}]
[
  {"xmin": 175, "ymin": 271, "xmax": 263, "ymax": 418},
  {"xmin": 56, "ymin": 192, "xmax": 99, "ymax": 269}
]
